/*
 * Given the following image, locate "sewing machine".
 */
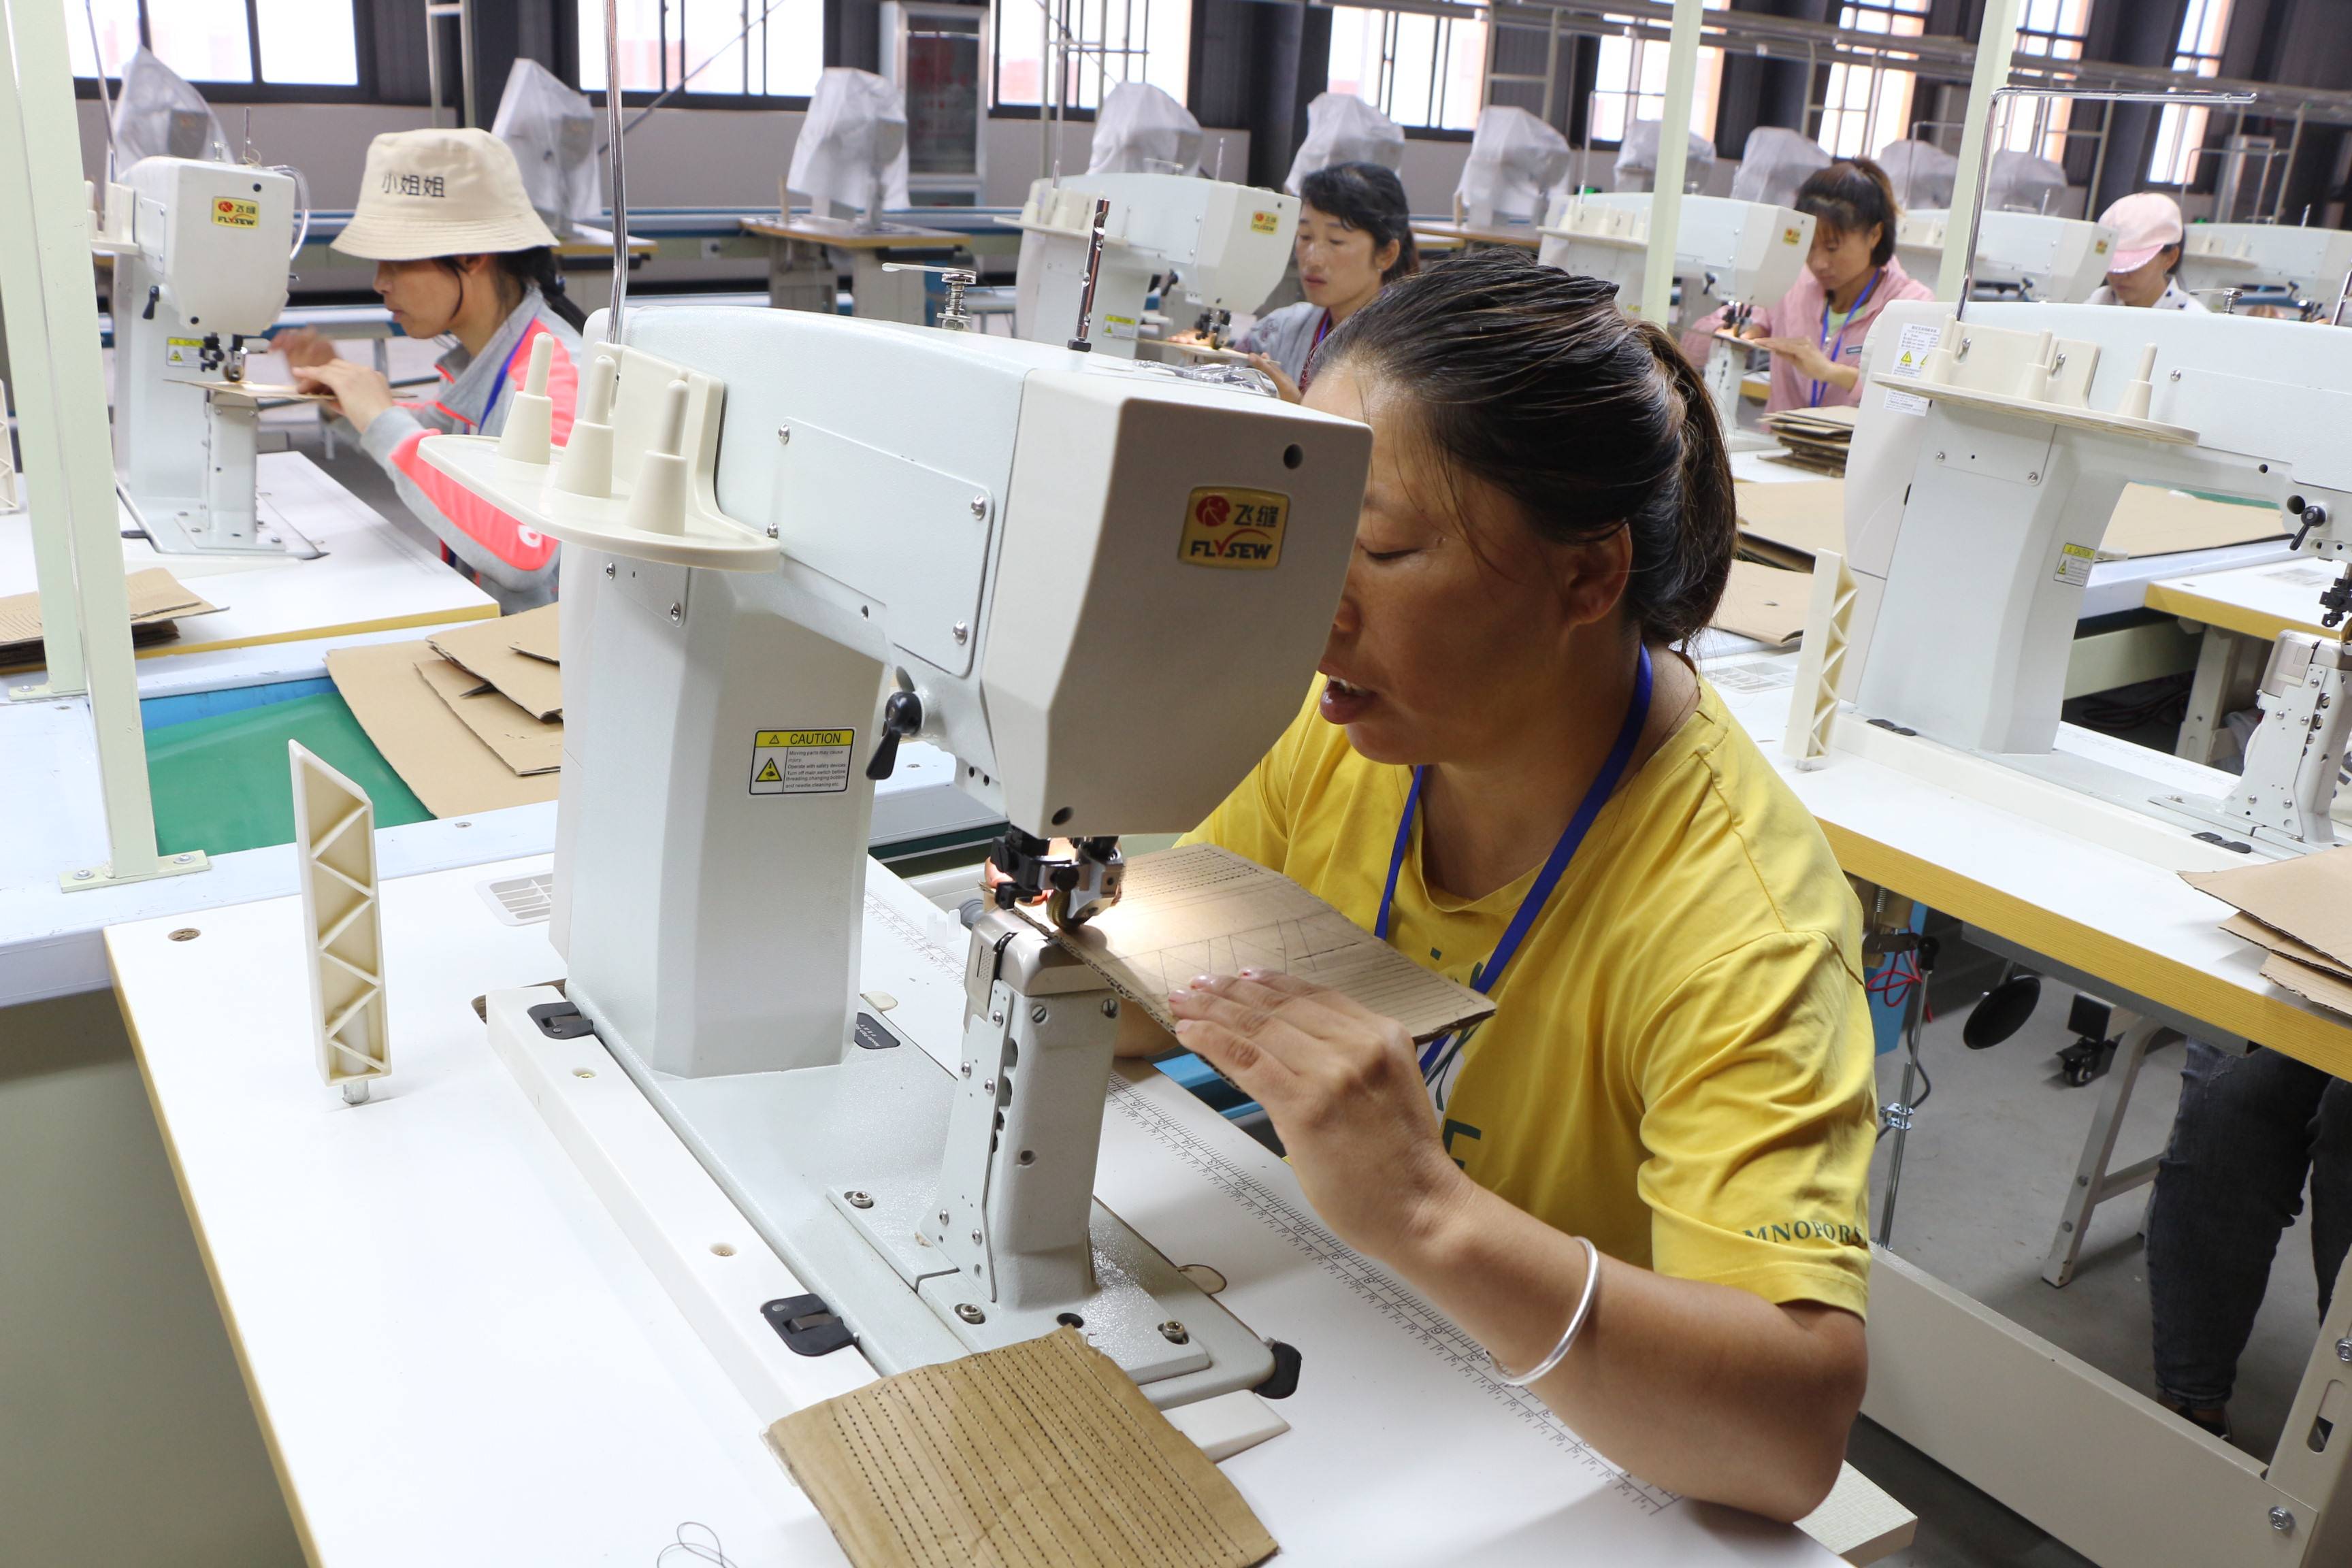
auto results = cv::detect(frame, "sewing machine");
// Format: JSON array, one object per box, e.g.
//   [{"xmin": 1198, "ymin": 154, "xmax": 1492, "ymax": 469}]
[
  {"xmin": 1011, "ymin": 173, "xmax": 1298, "ymax": 355},
  {"xmin": 1892, "ymin": 210, "xmax": 2117, "ymax": 303},
  {"xmin": 416, "ymin": 304, "xmax": 1367, "ymax": 1404},
  {"xmin": 2176, "ymin": 221, "xmax": 2352, "ymax": 318},
  {"xmin": 103, "ymin": 156, "xmax": 297, "ymax": 553},
  {"xmin": 1537, "ymin": 192, "xmax": 1814, "ymax": 450},
  {"xmin": 1838, "ymin": 299, "xmax": 2352, "ymax": 851}
]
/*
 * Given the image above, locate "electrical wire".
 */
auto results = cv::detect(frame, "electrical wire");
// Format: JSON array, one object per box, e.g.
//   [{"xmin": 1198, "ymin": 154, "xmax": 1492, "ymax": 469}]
[{"xmin": 655, "ymin": 1522, "xmax": 738, "ymax": 1566}]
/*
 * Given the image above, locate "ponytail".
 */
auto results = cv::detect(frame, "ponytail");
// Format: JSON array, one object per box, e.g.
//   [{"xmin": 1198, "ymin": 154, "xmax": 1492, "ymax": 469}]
[{"xmin": 499, "ymin": 246, "xmax": 589, "ymax": 331}]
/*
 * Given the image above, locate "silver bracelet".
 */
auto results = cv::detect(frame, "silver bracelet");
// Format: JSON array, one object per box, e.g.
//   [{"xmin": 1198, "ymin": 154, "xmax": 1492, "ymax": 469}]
[{"xmin": 1488, "ymin": 1236, "xmax": 1601, "ymax": 1388}]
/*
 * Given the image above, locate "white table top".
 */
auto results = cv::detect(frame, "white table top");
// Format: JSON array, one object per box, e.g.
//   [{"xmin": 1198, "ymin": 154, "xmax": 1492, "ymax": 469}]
[
  {"xmin": 0, "ymin": 451, "xmax": 496, "ymax": 672},
  {"xmin": 107, "ymin": 852, "xmax": 1836, "ymax": 1567}
]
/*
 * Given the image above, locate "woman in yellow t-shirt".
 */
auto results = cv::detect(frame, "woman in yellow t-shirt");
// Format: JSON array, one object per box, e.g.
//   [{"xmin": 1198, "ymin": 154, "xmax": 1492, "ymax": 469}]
[{"xmin": 1152, "ymin": 248, "xmax": 1877, "ymax": 1521}]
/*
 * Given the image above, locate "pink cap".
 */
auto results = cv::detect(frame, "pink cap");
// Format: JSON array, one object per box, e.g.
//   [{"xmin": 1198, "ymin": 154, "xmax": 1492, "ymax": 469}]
[{"xmin": 2099, "ymin": 191, "xmax": 2185, "ymax": 274}]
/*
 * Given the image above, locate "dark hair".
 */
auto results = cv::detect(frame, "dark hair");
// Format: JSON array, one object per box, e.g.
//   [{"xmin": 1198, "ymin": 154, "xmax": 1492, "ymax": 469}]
[
  {"xmin": 434, "ymin": 246, "xmax": 588, "ymax": 331},
  {"xmin": 1299, "ymin": 162, "xmax": 1420, "ymax": 282},
  {"xmin": 1795, "ymin": 158, "xmax": 1901, "ymax": 267},
  {"xmin": 1319, "ymin": 248, "xmax": 1734, "ymax": 647}
]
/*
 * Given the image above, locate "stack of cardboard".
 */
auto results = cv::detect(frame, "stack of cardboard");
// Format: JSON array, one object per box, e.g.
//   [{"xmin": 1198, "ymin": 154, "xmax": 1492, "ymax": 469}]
[
  {"xmin": 1733, "ymin": 478, "xmax": 1846, "ymax": 572},
  {"xmin": 327, "ymin": 603, "xmax": 563, "ymax": 818},
  {"xmin": 2186, "ymin": 849, "xmax": 2352, "ymax": 1016},
  {"xmin": 0, "ymin": 567, "xmax": 223, "ymax": 666},
  {"xmin": 1761, "ymin": 405, "xmax": 1857, "ymax": 475}
]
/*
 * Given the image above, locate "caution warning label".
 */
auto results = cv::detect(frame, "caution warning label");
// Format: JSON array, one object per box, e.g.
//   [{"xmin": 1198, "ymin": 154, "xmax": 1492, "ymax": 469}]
[
  {"xmin": 2054, "ymin": 542, "xmax": 2097, "ymax": 589},
  {"xmin": 749, "ymin": 728, "xmax": 855, "ymax": 796}
]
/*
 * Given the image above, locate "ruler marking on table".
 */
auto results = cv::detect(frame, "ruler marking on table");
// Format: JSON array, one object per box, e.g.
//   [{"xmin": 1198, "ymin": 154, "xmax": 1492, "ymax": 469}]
[{"xmin": 1109, "ymin": 1079, "xmax": 1680, "ymax": 1515}]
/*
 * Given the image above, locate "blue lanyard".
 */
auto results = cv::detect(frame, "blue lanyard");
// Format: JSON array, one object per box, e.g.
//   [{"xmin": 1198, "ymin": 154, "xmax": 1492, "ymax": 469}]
[
  {"xmin": 477, "ymin": 327, "xmax": 532, "ymax": 430},
  {"xmin": 1375, "ymin": 644, "xmax": 1655, "ymax": 1081},
  {"xmin": 1809, "ymin": 268, "xmax": 1882, "ymax": 408}
]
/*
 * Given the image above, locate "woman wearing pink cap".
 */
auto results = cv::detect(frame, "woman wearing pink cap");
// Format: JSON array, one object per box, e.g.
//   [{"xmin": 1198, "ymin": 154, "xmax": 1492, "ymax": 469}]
[
  {"xmin": 2087, "ymin": 191, "xmax": 2208, "ymax": 311},
  {"xmin": 1684, "ymin": 157, "xmax": 1935, "ymax": 413}
]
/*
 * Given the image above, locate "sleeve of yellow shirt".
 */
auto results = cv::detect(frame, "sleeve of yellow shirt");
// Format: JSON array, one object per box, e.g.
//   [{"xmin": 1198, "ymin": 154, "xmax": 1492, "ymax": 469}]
[
  {"xmin": 1632, "ymin": 929, "xmax": 1878, "ymax": 1318},
  {"xmin": 1177, "ymin": 680, "xmax": 1323, "ymax": 863}
]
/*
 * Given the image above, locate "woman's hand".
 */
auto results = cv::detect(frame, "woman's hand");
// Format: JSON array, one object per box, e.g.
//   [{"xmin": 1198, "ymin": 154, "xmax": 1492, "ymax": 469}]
[
  {"xmin": 1751, "ymin": 334, "xmax": 1838, "ymax": 382},
  {"xmin": 292, "ymin": 359, "xmax": 397, "ymax": 434},
  {"xmin": 1245, "ymin": 353, "xmax": 1304, "ymax": 404},
  {"xmin": 1166, "ymin": 970, "xmax": 1469, "ymax": 1262},
  {"xmin": 272, "ymin": 327, "xmax": 338, "ymax": 369}
]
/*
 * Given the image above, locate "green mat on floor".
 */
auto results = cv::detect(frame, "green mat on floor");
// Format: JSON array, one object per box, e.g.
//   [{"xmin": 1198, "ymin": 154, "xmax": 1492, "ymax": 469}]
[{"xmin": 146, "ymin": 691, "xmax": 432, "ymax": 858}]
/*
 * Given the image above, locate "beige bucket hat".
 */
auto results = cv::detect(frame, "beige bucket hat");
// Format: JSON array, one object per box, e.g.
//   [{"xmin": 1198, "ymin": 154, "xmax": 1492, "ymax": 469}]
[{"xmin": 333, "ymin": 127, "xmax": 559, "ymax": 261}]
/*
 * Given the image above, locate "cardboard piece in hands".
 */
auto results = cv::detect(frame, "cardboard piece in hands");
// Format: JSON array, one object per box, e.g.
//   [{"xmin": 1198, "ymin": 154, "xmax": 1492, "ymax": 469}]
[{"xmin": 1020, "ymin": 843, "xmax": 1494, "ymax": 1045}]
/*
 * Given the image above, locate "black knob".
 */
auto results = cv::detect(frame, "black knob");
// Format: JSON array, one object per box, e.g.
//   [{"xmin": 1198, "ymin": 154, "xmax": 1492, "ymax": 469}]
[
  {"xmin": 864, "ymin": 690, "xmax": 924, "ymax": 781},
  {"xmin": 141, "ymin": 284, "xmax": 159, "ymax": 321}
]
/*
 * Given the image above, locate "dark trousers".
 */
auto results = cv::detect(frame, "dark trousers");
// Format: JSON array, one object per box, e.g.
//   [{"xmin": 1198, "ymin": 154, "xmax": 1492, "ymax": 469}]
[{"xmin": 2146, "ymin": 1041, "xmax": 2352, "ymax": 1409}]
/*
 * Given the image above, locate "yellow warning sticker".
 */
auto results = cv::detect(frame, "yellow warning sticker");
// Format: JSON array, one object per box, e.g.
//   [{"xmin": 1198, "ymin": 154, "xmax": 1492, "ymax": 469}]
[
  {"xmin": 212, "ymin": 197, "xmax": 259, "ymax": 229},
  {"xmin": 2054, "ymin": 542, "xmax": 2097, "ymax": 589},
  {"xmin": 1251, "ymin": 210, "xmax": 1280, "ymax": 234},
  {"xmin": 1180, "ymin": 487, "xmax": 1289, "ymax": 570},
  {"xmin": 749, "ymin": 729, "xmax": 855, "ymax": 795},
  {"xmin": 164, "ymin": 337, "xmax": 205, "ymax": 370}
]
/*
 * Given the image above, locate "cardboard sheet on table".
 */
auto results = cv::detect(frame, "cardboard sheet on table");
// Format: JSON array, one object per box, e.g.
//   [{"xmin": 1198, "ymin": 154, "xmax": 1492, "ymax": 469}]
[
  {"xmin": 2219, "ymin": 910, "xmax": 2352, "ymax": 983},
  {"xmin": 189, "ymin": 380, "xmax": 335, "ymax": 404},
  {"xmin": 1713, "ymin": 559, "xmax": 1812, "ymax": 647},
  {"xmin": 414, "ymin": 653, "xmax": 563, "ymax": 775},
  {"xmin": 767, "ymin": 1328, "xmax": 1275, "ymax": 1568},
  {"xmin": 507, "ymin": 609, "xmax": 561, "ymax": 665},
  {"xmin": 1019, "ymin": 843, "xmax": 1494, "ymax": 1045},
  {"xmin": 427, "ymin": 604, "xmax": 561, "ymax": 719},
  {"xmin": 0, "ymin": 566, "xmax": 223, "ymax": 659},
  {"xmin": 2261, "ymin": 952, "xmax": 2352, "ymax": 1019},
  {"xmin": 326, "ymin": 640, "xmax": 560, "ymax": 817},
  {"xmin": 2185, "ymin": 847, "xmax": 2352, "ymax": 970},
  {"xmin": 2099, "ymin": 485, "xmax": 2281, "ymax": 560},
  {"xmin": 1734, "ymin": 478, "xmax": 1846, "ymax": 568}
]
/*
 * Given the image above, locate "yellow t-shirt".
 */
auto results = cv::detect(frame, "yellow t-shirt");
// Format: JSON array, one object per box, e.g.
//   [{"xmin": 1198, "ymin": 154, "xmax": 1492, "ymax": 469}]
[{"xmin": 1183, "ymin": 678, "xmax": 1878, "ymax": 1316}]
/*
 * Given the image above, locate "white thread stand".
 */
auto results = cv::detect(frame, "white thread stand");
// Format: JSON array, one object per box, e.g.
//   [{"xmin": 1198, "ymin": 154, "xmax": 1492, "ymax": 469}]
[
  {"xmin": 1784, "ymin": 547, "xmax": 1858, "ymax": 771},
  {"xmin": 290, "ymin": 742, "xmax": 390, "ymax": 1104}
]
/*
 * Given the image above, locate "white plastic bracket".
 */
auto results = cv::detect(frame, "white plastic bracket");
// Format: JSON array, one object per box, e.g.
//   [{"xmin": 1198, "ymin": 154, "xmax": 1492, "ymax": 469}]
[
  {"xmin": 290, "ymin": 742, "xmax": 390, "ymax": 1103},
  {"xmin": 1784, "ymin": 548, "xmax": 1859, "ymax": 771}
]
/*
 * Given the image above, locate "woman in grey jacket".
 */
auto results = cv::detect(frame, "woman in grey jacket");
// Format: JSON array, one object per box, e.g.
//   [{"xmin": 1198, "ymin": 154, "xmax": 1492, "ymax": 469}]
[{"xmin": 1237, "ymin": 162, "xmax": 1418, "ymax": 402}]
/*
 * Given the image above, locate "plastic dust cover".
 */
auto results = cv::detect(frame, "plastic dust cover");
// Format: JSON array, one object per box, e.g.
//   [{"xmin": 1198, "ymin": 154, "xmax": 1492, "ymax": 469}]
[
  {"xmin": 1613, "ymin": 119, "xmax": 1717, "ymax": 195},
  {"xmin": 789, "ymin": 68, "xmax": 912, "ymax": 221},
  {"xmin": 1455, "ymin": 105, "xmax": 1571, "ymax": 227},
  {"xmin": 1284, "ymin": 93, "xmax": 1405, "ymax": 193},
  {"xmin": 1987, "ymin": 150, "xmax": 2069, "ymax": 215},
  {"xmin": 1878, "ymin": 139, "xmax": 1958, "ymax": 209},
  {"xmin": 492, "ymin": 58, "xmax": 601, "ymax": 236},
  {"xmin": 1731, "ymin": 127, "xmax": 1830, "ymax": 208},
  {"xmin": 111, "ymin": 48, "xmax": 229, "ymax": 167},
  {"xmin": 1088, "ymin": 82, "xmax": 1203, "ymax": 175}
]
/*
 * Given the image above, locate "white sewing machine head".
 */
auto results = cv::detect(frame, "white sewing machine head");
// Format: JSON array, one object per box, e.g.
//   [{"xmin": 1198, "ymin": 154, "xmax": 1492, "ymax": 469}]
[
  {"xmin": 1893, "ymin": 209, "xmax": 2118, "ymax": 303},
  {"xmin": 106, "ymin": 156, "xmax": 296, "ymax": 554},
  {"xmin": 2176, "ymin": 223, "xmax": 2352, "ymax": 318},
  {"xmin": 1840, "ymin": 299, "xmax": 2352, "ymax": 847},
  {"xmin": 1537, "ymin": 192, "xmax": 1814, "ymax": 327},
  {"xmin": 1013, "ymin": 173, "xmax": 1298, "ymax": 355}
]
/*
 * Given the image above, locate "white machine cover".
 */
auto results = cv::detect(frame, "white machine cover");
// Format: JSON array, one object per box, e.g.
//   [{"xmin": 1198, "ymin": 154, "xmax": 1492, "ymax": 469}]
[
  {"xmin": 1456, "ymin": 105, "xmax": 1571, "ymax": 225},
  {"xmin": 1613, "ymin": 119, "xmax": 1716, "ymax": 194},
  {"xmin": 491, "ymin": 58, "xmax": 601, "ymax": 236},
  {"xmin": 1986, "ymin": 149, "xmax": 2068, "ymax": 215},
  {"xmin": 1877, "ymin": 138, "xmax": 1958, "ymax": 208},
  {"xmin": 111, "ymin": 48, "xmax": 229, "ymax": 166},
  {"xmin": 1284, "ymin": 92, "xmax": 1405, "ymax": 193},
  {"xmin": 789, "ymin": 67, "xmax": 912, "ymax": 219},
  {"xmin": 1087, "ymin": 82, "xmax": 1203, "ymax": 175},
  {"xmin": 1730, "ymin": 127, "xmax": 1830, "ymax": 208}
]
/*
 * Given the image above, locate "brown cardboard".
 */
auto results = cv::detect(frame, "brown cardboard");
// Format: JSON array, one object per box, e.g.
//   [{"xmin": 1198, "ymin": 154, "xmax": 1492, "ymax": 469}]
[
  {"xmin": 2100, "ymin": 485, "xmax": 2280, "ymax": 560},
  {"xmin": 1713, "ymin": 560, "xmax": 1812, "ymax": 647},
  {"xmin": 326, "ymin": 640, "xmax": 560, "ymax": 816},
  {"xmin": 0, "ymin": 567, "xmax": 223, "ymax": 660},
  {"xmin": 507, "ymin": 608, "xmax": 561, "ymax": 665},
  {"xmin": 414, "ymin": 653, "xmax": 563, "ymax": 775},
  {"xmin": 2218, "ymin": 911, "xmax": 2352, "ymax": 982},
  {"xmin": 766, "ymin": 1328, "xmax": 1277, "ymax": 1568},
  {"xmin": 1733, "ymin": 479, "xmax": 1846, "ymax": 568},
  {"xmin": 1020, "ymin": 843, "xmax": 1494, "ymax": 1045},
  {"xmin": 2185, "ymin": 847, "xmax": 2352, "ymax": 970},
  {"xmin": 427, "ymin": 604, "xmax": 562, "ymax": 719},
  {"xmin": 2261, "ymin": 952, "xmax": 2352, "ymax": 1019}
]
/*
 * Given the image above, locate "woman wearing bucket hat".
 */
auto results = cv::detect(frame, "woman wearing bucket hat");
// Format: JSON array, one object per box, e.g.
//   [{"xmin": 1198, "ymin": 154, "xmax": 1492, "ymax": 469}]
[
  {"xmin": 282, "ymin": 128, "xmax": 587, "ymax": 610},
  {"xmin": 2087, "ymin": 191, "xmax": 2208, "ymax": 311}
]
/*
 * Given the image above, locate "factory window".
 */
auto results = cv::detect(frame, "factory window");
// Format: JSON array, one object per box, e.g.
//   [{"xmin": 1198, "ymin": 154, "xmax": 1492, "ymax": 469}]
[
  {"xmin": 1813, "ymin": 0, "xmax": 1929, "ymax": 160},
  {"xmin": 576, "ymin": 0, "xmax": 825, "ymax": 101},
  {"xmin": 1998, "ymin": 0, "xmax": 2091, "ymax": 165},
  {"xmin": 994, "ymin": 0, "xmax": 1192, "ymax": 113},
  {"xmin": 69, "ymin": 0, "xmax": 359, "ymax": 88},
  {"xmin": 1324, "ymin": 6, "xmax": 1484, "ymax": 134},
  {"xmin": 1584, "ymin": 1, "xmax": 1726, "ymax": 147},
  {"xmin": 2149, "ymin": 0, "xmax": 2232, "ymax": 186}
]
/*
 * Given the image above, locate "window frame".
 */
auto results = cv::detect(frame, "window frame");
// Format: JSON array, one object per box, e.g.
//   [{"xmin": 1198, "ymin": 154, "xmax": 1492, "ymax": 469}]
[
  {"xmin": 2146, "ymin": 0, "xmax": 2233, "ymax": 189},
  {"xmin": 987, "ymin": 0, "xmax": 1194, "ymax": 122},
  {"xmin": 572, "ymin": 0, "xmax": 822, "ymax": 112},
  {"xmin": 1812, "ymin": 0, "xmax": 1931, "ymax": 161},
  {"xmin": 72, "ymin": 0, "xmax": 378, "ymax": 104},
  {"xmin": 1321, "ymin": 3, "xmax": 1486, "ymax": 137}
]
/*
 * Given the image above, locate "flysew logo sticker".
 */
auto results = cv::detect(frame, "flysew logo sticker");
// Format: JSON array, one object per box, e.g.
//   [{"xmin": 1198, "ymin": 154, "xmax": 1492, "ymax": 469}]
[
  {"xmin": 749, "ymin": 729, "xmax": 855, "ymax": 796},
  {"xmin": 1782, "ymin": 225, "xmax": 1802, "ymax": 246},
  {"xmin": 1250, "ymin": 210, "xmax": 1280, "ymax": 233},
  {"xmin": 212, "ymin": 197, "xmax": 259, "ymax": 229},
  {"xmin": 1180, "ymin": 487, "xmax": 1289, "ymax": 569}
]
